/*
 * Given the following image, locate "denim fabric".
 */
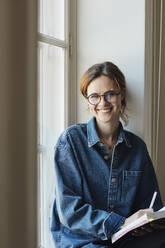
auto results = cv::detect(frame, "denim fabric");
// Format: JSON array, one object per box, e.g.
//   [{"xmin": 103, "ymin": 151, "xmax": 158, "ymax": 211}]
[{"xmin": 51, "ymin": 117, "xmax": 163, "ymax": 248}]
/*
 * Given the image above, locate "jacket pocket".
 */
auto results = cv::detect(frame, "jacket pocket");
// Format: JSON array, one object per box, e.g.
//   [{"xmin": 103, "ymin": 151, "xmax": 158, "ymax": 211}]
[{"xmin": 121, "ymin": 170, "xmax": 142, "ymax": 203}]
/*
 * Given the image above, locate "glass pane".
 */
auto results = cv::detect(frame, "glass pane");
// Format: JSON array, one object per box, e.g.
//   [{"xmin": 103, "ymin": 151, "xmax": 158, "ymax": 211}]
[
  {"xmin": 39, "ymin": 0, "xmax": 65, "ymax": 40},
  {"xmin": 38, "ymin": 42, "xmax": 65, "ymax": 247}
]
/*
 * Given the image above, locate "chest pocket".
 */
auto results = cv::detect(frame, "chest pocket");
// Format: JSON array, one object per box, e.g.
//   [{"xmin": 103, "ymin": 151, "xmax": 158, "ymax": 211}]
[{"xmin": 121, "ymin": 170, "xmax": 142, "ymax": 203}]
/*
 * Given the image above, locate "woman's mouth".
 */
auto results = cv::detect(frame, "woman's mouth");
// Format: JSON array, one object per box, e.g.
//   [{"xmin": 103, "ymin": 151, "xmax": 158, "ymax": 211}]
[{"xmin": 97, "ymin": 107, "xmax": 113, "ymax": 113}]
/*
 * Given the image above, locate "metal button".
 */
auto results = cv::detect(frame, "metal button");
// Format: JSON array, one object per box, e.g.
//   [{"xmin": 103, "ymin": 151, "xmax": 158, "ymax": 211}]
[
  {"xmin": 104, "ymin": 155, "xmax": 109, "ymax": 160},
  {"xmin": 111, "ymin": 177, "xmax": 117, "ymax": 183}
]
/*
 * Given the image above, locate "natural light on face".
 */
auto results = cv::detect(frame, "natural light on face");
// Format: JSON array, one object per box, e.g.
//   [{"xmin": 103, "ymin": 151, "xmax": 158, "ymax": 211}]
[{"xmin": 87, "ymin": 75, "xmax": 122, "ymax": 125}]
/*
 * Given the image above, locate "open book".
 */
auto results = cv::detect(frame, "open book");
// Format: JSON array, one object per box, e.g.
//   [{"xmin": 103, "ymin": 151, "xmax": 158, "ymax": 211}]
[{"xmin": 111, "ymin": 207, "xmax": 165, "ymax": 243}]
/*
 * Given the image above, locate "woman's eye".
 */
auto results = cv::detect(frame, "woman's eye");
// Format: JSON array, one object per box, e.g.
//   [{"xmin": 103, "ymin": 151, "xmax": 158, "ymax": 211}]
[
  {"xmin": 106, "ymin": 92, "xmax": 116, "ymax": 98},
  {"xmin": 109, "ymin": 92, "xmax": 115, "ymax": 96},
  {"xmin": 91, "ymin": 94, "xmax": 99, "ymax": 99},
  {"xmin": 106, "ymin": 92, "xmax": 112, "ymax": 98}
]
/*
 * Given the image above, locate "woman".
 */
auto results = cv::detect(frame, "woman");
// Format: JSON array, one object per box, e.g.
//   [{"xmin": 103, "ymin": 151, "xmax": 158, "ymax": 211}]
[{"xmin": 51, "ymin": 61, "xmax": 165, "ymax": 247}]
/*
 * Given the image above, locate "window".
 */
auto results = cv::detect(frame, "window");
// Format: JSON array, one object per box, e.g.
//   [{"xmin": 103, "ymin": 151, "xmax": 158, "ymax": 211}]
[{"xmin": 38, "ymin": 1, "xmax": 76, "ymax": 247}]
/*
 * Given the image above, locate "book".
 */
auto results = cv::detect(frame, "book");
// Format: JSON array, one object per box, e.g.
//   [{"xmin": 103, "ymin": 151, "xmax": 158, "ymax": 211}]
[{"xmin": 111, "ymin": 207, "xmax": 165, "ymax": 243}]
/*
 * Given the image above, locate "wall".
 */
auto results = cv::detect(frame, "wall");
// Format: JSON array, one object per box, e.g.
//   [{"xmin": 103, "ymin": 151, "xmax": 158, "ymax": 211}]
[
  {"xmin": 0, "ymin": 1, "xmax": 37, "ymax": 247},
  {"xmin": 144, "ymin": 0, "xmax": 165, "ymax": 202},
  {"xmin": 76, "ymin": 0, "xmax": 145, "ymax": 139},
  {"xmin": 156, "ymin": 0, "xmax": 165, "ymax": 202}
]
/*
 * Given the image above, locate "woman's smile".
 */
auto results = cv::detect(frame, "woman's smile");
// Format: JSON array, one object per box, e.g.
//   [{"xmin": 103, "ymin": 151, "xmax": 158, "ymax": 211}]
[{"xmin": 96, "ymin": 107, "xmax": 113, "ymax": 113}]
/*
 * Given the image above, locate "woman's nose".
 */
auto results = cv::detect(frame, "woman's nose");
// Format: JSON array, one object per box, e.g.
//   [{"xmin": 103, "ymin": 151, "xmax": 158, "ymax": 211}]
[{"xmin": 99, "ymin": 95, "xmax": 108, "ymax": 105}]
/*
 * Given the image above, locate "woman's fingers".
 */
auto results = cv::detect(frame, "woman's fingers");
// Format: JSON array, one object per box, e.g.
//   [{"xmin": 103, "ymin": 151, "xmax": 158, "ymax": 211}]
[
  {"xmin": 131, "ymin": 229, "xmax": 146, "ymax": 237},
  {"xmin": 131, "ymin": 225, "xmax": 153, "ymax": 237},
  {"xmin": 141, "ymin": 226, "xmax": 153, "ymax": 232},
  {"xmin": 150, "ymin": 222, "xmax": 165, "ymax": 230}
]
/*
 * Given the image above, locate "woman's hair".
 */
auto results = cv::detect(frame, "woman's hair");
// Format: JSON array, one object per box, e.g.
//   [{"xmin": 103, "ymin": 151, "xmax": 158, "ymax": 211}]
[{"xmin": 80, "ymin": 61, "xmax": 128, "ymax": 125}]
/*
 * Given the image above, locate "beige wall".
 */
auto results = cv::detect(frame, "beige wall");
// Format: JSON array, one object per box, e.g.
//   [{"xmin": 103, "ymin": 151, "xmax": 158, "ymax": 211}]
[
  {"xmin": 156, "ymin": 0, "xmax": 165, "ymax": 202},
  {"xmin": 145, "ymin": 0, "xmax": 165, "ymax": 203},
  {"xmin": 0, "ymin": 1, "xmax": 37, "ymax": 247},
  {"xmin": 157, "ymin": 90, "xmax": 165, "ymax": 203}
]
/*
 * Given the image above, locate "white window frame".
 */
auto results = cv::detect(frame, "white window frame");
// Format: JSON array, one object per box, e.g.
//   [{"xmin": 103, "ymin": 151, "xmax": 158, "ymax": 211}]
[
  {"xmin": 38, "ymin": 0, "xmax": 77, "ymax": 126},
  {"xmin": 37, "ymin": 1, "xmax": 77, "ymax": 247}
]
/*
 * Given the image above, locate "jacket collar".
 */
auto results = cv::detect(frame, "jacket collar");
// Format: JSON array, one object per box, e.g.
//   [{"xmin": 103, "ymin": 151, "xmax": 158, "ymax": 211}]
[{"xmin": 87, "ymin": 117, "xmax": 132, "ymax": 148}]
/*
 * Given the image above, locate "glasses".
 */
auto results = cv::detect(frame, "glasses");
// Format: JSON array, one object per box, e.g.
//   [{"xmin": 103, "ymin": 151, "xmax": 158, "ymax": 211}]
[{"xmin": 87, "ymin": 90, "xmax": 121, "ymax": 105}]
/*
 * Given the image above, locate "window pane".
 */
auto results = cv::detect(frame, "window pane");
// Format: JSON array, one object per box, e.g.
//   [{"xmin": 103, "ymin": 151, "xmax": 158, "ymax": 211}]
[
  {"xmin": 39, "ymin": 0, "xmax": 65, "ymax": 40},
  {"xmin": 39, "ymin": 42, "xmax": 65, "ymax": 145},
  {"xmin": 38, "ymin": 42, "xmax": 65, "ymax": 247}
]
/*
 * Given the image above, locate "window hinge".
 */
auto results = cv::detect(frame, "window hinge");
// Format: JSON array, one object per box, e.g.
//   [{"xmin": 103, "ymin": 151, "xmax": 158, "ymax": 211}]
[{"xmin": 69, "ymin": 34, "xmax": 73, "ymax": 57}]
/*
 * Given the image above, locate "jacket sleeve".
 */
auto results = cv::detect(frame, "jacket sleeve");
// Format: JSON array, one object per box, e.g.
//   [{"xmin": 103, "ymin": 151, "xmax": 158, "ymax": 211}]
[
  {"xmin": 53, "ymin": 135, "xmax": 125, "ymax": 240},
  {"xmin": 132, "ymin": 145, "xmax": 163, "ymax": 212}
]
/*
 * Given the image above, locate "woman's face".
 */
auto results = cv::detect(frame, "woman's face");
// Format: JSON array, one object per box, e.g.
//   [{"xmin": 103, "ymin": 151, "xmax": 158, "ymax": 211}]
[{"xmin": 87, "ymin": 75, "xmax": 124, "ymax": 125}]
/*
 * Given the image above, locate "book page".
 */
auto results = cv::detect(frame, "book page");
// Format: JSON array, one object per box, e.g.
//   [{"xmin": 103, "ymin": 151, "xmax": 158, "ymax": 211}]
[{"xmin": 158, "ymin": 206, "xmax": 165, "ymax": 212}]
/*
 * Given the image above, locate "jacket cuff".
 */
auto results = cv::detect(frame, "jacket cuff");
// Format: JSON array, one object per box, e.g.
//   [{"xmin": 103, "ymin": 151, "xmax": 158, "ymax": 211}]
[{"xmin": 103, "ymin": 212, "xmax": 126, "ymax": 239}]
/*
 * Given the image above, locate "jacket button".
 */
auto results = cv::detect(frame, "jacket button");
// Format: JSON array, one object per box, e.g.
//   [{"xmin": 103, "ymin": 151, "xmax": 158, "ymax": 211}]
[
  {"xmin": 104, "ymin": 155, "xmax": 109, "ymax": 160},
  {"xmin": 111, "ymin": 177, "xmax": 117, "ymax": 183},
  {"xmin": 110, "ymin": 204, "xmax": 114, "ymax": 209}
]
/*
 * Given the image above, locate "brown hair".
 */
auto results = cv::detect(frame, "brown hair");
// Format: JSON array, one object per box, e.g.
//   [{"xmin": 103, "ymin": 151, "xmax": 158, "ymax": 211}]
[{"xmin": 80, "ymin": 61, "xmax": 128, "ymax": 125}]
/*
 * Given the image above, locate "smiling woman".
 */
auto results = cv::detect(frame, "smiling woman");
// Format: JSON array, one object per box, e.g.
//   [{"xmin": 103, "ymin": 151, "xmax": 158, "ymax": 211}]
[
  {"xmin": 51, "ymin": 61, "xmax": 165, "ymax": 248},
  {"xmin": 86, "ymin": 76, "xmax": 123, "ymax": 138},
  {"xmin": 80, "ymin": 62, "xmax": 127, "ymax": 155},
  {"xmin": 80, "ymin": 62, "xmax": 127, "ymax": 126}
]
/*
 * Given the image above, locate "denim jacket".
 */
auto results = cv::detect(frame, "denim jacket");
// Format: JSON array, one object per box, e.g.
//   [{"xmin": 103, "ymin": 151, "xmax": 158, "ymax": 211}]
[{"xmin": 51, "ymin": 117, "xmax": 163, "ymax": 248}]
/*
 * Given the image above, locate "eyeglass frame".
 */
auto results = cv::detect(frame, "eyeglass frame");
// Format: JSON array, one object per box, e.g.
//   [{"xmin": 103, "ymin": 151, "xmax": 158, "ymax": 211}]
[{"xmin": 86, "ymin": 90, "xmax": 121, "ymax": 105}]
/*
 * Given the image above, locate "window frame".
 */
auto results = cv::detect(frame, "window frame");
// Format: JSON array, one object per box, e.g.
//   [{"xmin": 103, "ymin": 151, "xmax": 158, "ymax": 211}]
[
  {"xmin": 38, "ymin": 0, "xmax": 77, "ymax": 127},
  {"xmin": 37, "ymin": 0, "xmax": 77, "ymax": 247}
]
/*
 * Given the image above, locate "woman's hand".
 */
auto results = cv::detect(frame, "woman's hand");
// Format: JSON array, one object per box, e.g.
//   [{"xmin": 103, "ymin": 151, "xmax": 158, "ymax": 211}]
[
  {"xmin": 121, "ymin": 208, "xmax": 153, "ymax": 227},
  {"xmin": 120, "ymin": 208, "xmax": 154, "ymax": 237},
  {"xmin": 131, "ymin": 222, "xmax": 165, "ymax": 237},
  {"xmin": 150, "ymin": 222, "xmax": 165, "ymax": 230},
  {"xmin": 131, "ymin": 225, "xmax": 153, "ymax": 237}
]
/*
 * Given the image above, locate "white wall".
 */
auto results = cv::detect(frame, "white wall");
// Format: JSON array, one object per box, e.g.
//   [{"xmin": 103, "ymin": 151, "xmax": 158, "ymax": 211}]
[{"xmin": 76, "ymin": 0, "xmax": 145, "ymax": 139}]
